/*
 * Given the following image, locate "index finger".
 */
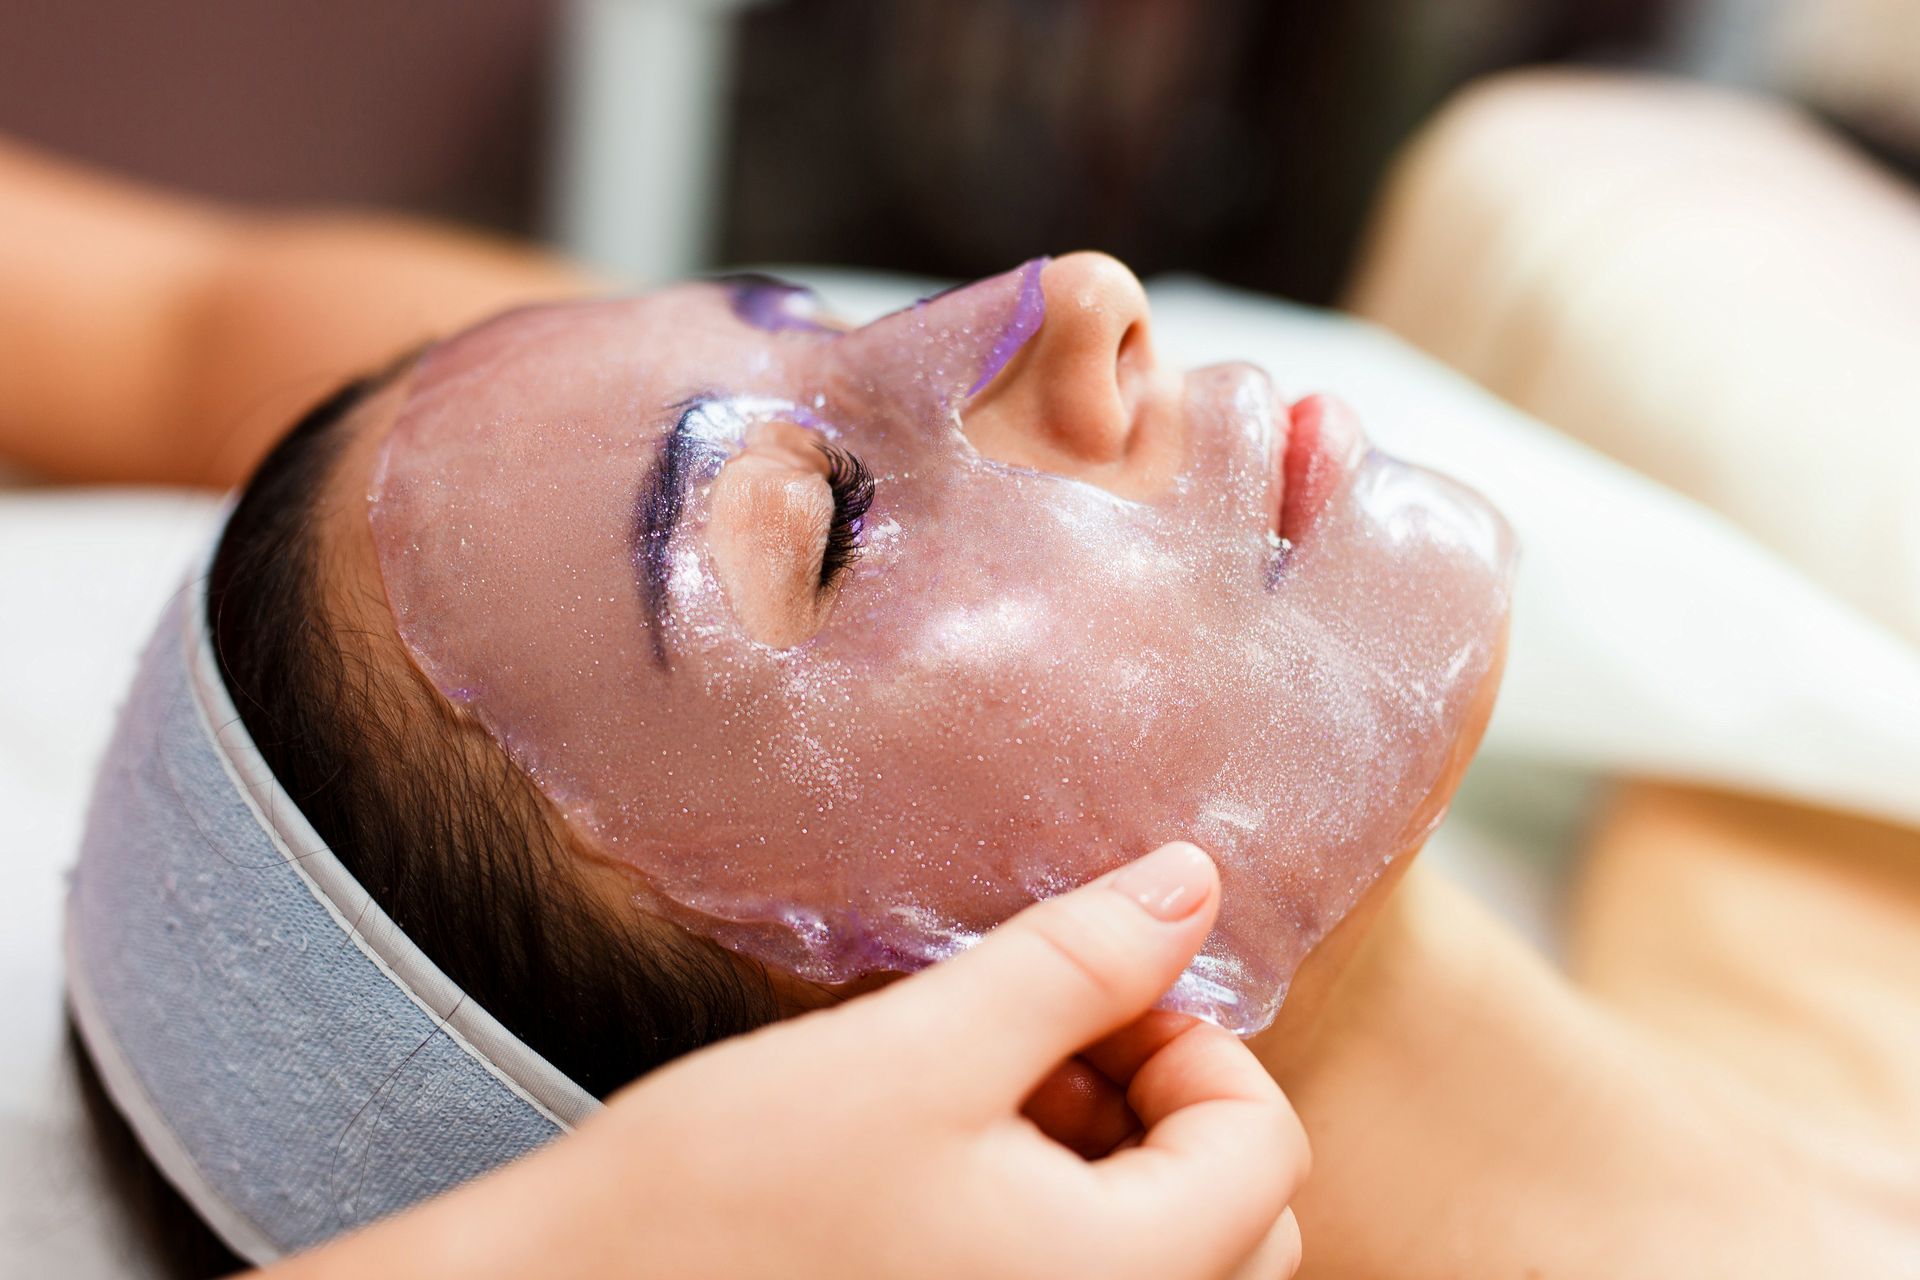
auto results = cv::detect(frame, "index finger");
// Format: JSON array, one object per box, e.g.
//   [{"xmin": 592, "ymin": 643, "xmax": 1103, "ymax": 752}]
[
  {"xmin": 841, "ymin": 843, "xmax": 1223, "ymax": 1111},
  {"xmin": 1096, "ymin": 1019, "xmax": 1309, "ymax": 1250}
]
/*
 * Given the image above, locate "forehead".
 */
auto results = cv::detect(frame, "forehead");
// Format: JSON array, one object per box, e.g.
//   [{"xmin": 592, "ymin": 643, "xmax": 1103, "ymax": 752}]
[
  {"xmin": 408, "ymin": 286, "xmax": 803, "ymax": 426},
  {"xmin": 387, "ymin": 264, "xmax": 1048, "ymax": 451}
]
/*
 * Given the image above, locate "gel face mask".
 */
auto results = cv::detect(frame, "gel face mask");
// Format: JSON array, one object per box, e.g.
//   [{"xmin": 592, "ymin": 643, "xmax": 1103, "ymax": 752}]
[{"xmin": 370, "ymin": 261, "xmax": 1515, "ymax": 1033}]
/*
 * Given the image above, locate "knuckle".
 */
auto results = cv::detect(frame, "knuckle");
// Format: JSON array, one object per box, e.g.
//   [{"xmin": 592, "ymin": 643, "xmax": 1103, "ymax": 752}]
[
  {"xmin": 1273, "ymin": 1103, "xmax": 1312, "ymax": 1187},
  {"xmin": 1246, "ymin": 1100, "xmax": 1310, "ymax": 1198},
  {"xmin": 1218, "ymin": 1101, "xmax": 1309, "ymax": 1213}
]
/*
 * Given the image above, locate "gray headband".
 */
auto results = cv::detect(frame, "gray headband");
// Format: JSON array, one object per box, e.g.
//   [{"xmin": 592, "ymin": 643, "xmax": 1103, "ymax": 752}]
[{"xmin": 65, "ymin": 567, "xmax": 599, "ymax": 1265}]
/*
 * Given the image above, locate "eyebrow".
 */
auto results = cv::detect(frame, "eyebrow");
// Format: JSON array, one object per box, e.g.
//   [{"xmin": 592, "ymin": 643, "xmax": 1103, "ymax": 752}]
[{"xmin": 633, "ymin": 402, "xmax": 706, "ymax": 668}]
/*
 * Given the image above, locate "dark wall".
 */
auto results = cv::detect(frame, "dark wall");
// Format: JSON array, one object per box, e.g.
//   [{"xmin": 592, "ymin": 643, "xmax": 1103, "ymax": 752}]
[
  {"xmin": 17, "ymin": 0, "xmax": 1910, "ymax": 306},
  {"xmin": 0, "ymin": 0, "xmax": 555, "ymax": 230},
  {"xmin": 720, "ymin": 0, "xmax": 1675, "ymax": 303}
]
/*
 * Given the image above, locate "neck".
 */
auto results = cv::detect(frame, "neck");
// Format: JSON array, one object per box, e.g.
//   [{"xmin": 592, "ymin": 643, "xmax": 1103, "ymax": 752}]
[{"xmin": 1250, "ymin": 868, "xmax": 1912, "ymax": 1279}]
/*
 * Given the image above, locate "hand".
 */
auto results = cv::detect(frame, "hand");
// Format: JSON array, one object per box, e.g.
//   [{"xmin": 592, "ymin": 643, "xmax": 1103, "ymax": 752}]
[{"xmin": 273, "ymin": 842, "xmax": 1308, "ymax": 1279}]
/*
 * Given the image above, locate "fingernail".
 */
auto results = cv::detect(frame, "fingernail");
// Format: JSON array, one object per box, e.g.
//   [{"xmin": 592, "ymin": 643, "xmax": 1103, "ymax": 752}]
[{"xmin": 1109, "ymin": 842, "xmax": 1213, "ymax": 921}]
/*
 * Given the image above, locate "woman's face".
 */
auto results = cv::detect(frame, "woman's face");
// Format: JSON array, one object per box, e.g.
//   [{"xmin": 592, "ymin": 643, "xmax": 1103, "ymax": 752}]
[{"xmin": 366, "ymin": 254, "xmax": 1513, "ymax": 1033}]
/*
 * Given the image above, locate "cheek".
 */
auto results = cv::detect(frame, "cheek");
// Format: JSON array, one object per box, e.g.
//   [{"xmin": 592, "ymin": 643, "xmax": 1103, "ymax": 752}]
[{"xmin": 766, "ymin": 606, "xmax": 1199, "ymax": 861}]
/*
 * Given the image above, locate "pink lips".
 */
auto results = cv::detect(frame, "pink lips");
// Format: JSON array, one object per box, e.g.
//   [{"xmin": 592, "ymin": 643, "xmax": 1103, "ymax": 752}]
[{"xmin": 1277, "ymin": 394, "xmax": 1365, "ymax": 545}]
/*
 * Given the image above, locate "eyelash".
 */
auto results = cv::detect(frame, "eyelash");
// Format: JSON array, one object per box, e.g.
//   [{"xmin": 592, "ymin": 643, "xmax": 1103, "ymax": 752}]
[{"xmin": 816, "ymin": 443, "xmax": 875, "ymax": 591}]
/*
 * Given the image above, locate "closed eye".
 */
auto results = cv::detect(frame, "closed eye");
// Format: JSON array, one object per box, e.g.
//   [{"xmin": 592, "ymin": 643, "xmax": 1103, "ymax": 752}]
[{"xmin": 816, "ymin": 443, "xmax": 874, "ymax": 591}]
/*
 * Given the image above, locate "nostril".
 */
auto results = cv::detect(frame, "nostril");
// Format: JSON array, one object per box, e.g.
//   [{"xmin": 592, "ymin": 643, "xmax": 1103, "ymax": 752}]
[
  {"xmin": 1116, "ymin": 316, "xmax": 1150, "ymax": 381},
  {"xmin": 1111, "ymin": 321, "xmax": 1153, "ymax": 432}
]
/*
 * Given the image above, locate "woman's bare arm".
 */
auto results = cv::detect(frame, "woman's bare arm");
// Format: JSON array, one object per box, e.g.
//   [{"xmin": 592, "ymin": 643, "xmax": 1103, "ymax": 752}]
[
  {"xmin": 0, "ymin": 138, "xmax": 596, "ymax": 486},
  {"xmin": 1572, "ymin": 781, "xmax": 1920, "ymax": 1142}
]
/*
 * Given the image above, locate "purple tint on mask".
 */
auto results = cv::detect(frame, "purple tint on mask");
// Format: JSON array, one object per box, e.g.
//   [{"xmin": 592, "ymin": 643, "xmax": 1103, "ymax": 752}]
[
  {"xmin": 966, "ymin": 257, "xmax": 1049, "ymax": 397},
  {"xmin": 724, "ymin": 275, "xmax": 836, "ymax": 334}
]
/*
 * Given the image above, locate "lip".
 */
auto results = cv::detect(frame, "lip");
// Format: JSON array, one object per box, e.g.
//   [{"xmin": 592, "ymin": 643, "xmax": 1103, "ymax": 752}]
[{"xmin": 1275, "ymin": 393, "xmax": 1365, "ymax": 544}]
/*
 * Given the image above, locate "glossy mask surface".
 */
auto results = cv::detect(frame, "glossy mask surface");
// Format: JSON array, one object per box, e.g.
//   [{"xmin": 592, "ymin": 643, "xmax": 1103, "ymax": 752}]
[{"xmin": 370, "ymin": 262, "xmax": 1515, "ymax": 1032}]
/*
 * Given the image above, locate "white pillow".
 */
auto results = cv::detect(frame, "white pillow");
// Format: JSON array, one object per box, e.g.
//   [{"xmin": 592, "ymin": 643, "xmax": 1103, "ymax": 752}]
[
  {"xmin": 1, "ymin": 490, "xmax": 217, "ymax": 1278},
  {"xmin": 1351, "ymin": 69, "xmax": 1920, "ymax": 648}
]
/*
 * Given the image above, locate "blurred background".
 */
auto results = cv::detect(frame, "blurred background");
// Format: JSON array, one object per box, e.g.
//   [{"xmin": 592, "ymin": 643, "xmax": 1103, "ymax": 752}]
[{"xmin": 5, "ymin": 0, "xmax": 1919, "ymax": 301}]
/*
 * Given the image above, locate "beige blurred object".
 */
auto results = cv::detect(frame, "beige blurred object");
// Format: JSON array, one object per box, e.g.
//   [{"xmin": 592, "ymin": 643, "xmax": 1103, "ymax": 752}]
[
  {"xmin": 1348, "ymin": 70, "xmax": 1920, "ymax": 646},
  {"xmin": 1775, "ymin": 0, "xmax": 1920, "ymax": 143}
]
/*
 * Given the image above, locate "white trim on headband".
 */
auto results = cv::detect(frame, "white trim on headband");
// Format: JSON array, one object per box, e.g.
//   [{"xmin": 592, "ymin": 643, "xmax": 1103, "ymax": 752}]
[{"xmin": 181, "ymin": 585, "xmax": 599, "ymax": 1134}]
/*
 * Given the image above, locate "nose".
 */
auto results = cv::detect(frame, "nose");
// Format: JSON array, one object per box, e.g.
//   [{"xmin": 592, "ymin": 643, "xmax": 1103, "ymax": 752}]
[{"xmin": 963, "ymin": 252, "xmax": 1175, "ymax": 491}]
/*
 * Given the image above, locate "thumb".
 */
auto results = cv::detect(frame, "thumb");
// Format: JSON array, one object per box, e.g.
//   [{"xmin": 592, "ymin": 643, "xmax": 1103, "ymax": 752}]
[{"xmin": 847, "ymin": 842, "xmax": 1221, "ymax": 1110}]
